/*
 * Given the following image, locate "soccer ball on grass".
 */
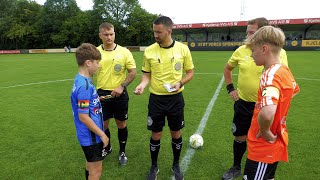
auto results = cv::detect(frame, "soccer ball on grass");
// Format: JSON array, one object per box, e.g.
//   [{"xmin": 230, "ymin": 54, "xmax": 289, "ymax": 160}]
[{"xmin": 189, "ymin": 134, "xmax": 204, "ymax": 149}]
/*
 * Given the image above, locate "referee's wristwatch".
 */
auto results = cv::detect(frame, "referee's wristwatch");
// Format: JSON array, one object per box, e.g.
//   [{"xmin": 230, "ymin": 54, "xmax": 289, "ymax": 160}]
[{"xmin": 179, "ymin": 81, "xmax": 183, "ymax": 88}]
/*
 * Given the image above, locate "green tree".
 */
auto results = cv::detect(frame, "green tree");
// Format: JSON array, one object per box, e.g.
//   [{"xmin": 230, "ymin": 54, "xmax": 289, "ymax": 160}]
[
  {"xmin": 93, "ymin": 0, "xmax": 137, "ymax": 45},
  {"xmin": 0, "ymin": 0, "xmax": 16, "ymax": 18},
  {"xmin": 57, "ymin": 10, "xmax": 103, "ymax": 47},
  {"xmin": 0, "ymin": 0, "xmax": 42, "ymax": 49},
  {"xmin": 93, "ymin": 0, "xmax": 157, "ymax": 46},
  {"xmin": 93, "ymin": 0, "xmax": 138, "ymax": 23},
  {"xmin": 38, "ymin": 0, "xmax": 80, "ymax": 48},
  {"xmin": 125, "ymin": 6, "xmax": 158, "ymax": 46},
  {"xmin": 0, "ymin": 0, "xmax": 159, "ymax": 49}
]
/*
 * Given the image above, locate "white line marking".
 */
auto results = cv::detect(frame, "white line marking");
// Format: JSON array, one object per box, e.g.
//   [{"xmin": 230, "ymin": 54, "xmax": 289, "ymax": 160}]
[
  {"xmin": 193, "ymin": 73, "xmax": 320, "ymax": 81},
  {"xmin": 194, "ymin": 73, "xmax": 320, "ymax": 81},
  {"xmin": 295, "ymin": 77, "xmax": 320, "ymax": 81},
  {"xmin": 0, "ymin": 79, "xmax": 73, "ymax": 89},
  {"xmin": 173, "ymin": 76, "xmax": 225, "ymax": 179},
  {"xmin": 0, "ymin": 73, "xmax": 318, "ymax": 90}
]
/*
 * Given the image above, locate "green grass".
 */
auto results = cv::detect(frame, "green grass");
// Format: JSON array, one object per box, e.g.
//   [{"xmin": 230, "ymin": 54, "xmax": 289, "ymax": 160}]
[{"xmin": 0, "ymin": 51, "xmax": 319, "ymax": 179}]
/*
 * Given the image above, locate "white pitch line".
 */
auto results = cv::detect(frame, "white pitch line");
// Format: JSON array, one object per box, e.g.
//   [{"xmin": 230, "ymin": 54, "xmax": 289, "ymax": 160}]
[
  {"xmin": 296, "ymin": 77, "xmax": 320, "ymax": 81},
  {"xmin": 0, "ymin": 79, "xmax": 73, "ymax": 89},
  {"xmin": 0, "ymin": 74, "xmax": 318, "ymax": 90},
  {"xmin": 194, "ymin": 73, "xmax": 320, "ymax": 81},
  {"xmin": 174, "ymin": 75, "xmax": 225, "ymax": 179}
]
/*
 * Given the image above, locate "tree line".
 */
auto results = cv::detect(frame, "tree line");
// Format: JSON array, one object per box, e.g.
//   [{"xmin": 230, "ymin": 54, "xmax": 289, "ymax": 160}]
[{"xmin": 0, "ymin": 0, "xmax": 159, "ymax": 50}]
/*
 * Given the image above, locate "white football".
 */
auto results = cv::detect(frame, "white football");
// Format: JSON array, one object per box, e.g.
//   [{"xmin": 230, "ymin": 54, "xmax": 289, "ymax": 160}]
[{"xmin": 189, "ymin": 134, "xmax": 204, "ymax": 149}]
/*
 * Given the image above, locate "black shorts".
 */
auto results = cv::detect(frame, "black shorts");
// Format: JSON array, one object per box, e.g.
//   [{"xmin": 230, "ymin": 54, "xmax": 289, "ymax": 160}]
[
  {"xmin": 147, "ymin": 92, "xmax": 185, "ymax": 132},
  {"xmin": 81, "ymin": 142, "xmax": 107, "ymax": 162},
  {"xmin": 243, "ymin": 158, "xmax": 278, "ymax": 180},
  {"xmin": 97, "ymin": 89, "xmax": 129, "ymax": 121},
  {"xmin": 232, "ymin": 99, "xmax": 255, "ymax": 136}
]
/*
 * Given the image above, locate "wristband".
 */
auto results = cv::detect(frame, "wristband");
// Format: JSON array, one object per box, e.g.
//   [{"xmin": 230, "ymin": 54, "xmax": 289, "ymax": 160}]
[{"xmin": 226, "ymin": 83, "xmax": 235, "ymax": 94}]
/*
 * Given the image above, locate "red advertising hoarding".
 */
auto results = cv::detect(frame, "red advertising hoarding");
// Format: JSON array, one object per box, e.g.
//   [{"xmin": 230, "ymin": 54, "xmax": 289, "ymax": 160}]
[{"xmin": 173, "ymin": 18, "xmax": 320, "ymax": 29}]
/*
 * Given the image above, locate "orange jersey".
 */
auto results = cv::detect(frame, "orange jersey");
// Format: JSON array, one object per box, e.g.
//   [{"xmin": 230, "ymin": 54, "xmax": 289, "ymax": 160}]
[{"xmin": 247, "ymin": 64, "xmax": 300, "ymax": 164}]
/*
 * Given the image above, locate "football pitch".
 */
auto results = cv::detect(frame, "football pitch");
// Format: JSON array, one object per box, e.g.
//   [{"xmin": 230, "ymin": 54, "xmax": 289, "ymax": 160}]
[{"xmin": 0, "ymin": 51, "xmax": 319, "ymax": 179}]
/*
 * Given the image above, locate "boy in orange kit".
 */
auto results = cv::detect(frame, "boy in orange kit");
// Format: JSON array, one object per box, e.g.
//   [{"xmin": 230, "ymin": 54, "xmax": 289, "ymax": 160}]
[{"xmin": 244, "ymin": 26, "xmax": 300, "ymax": 180}]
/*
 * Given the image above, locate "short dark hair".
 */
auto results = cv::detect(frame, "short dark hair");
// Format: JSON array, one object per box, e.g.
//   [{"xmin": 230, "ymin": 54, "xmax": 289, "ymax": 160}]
[
  {"xmin": 153, "ymin": 16, "xmax": 173, "ymax": 29},
  {"xmin": 248, "ymin": 17, "xmax": 269, "ymax": 29},
  {"xmin": 99, "ymin": 22, "xmax": 114, "ymax": 32},
  {"xmin": 75, "ymin": 43, "xmax": 101, "ymax": 66}
]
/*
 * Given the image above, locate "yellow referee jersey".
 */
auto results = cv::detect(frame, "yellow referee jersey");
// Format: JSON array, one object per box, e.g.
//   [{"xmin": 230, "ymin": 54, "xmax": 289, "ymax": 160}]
[
  {"xmin": 142, "ymin": 41, "xmax": 194, "ymax": 95},
  {"xmin": 227, "ymin": 45, "xmax": 288, "ymax": 102},
  {"xmin": 96, "ymin": 44, "xmax": 136, "ymax": 90}
]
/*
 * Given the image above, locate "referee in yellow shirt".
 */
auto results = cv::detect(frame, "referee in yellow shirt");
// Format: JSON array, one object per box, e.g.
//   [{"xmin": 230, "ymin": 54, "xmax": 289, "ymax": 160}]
[
  {"xmin": 96, "ymin": 22, "xmax": 137, "ymax": 166},
  {"xmin": 134, "ymin": 16, "xmax": 194, "ymax": 180},
  {"xmin": 222, "ymin": 17, "xmax": 288, "ymax": 180}
]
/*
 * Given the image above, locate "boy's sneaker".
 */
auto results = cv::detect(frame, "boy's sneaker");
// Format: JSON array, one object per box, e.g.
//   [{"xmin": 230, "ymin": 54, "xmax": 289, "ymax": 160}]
[
  {"xmin": 171, "ymin": 164, "xmax": 184, "ymax": 180},
  {"xmin": 146, "ymin": 165, "xmax": 159, "ymax": 180},
  {"xmin": 222, "ymin": 166, "xmax": 241, "ymax": 180},
  {"xmin": 119, "ymin": 152, "xmax": 128, "ymax": 165}
]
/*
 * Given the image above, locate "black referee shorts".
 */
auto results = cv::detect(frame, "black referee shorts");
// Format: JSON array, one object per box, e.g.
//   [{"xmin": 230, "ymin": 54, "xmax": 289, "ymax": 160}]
[
  {"xmin": 232, "ymin": 99, "xmax": 255, "ymax": 136},
  {"xmin": 97, "ymin": 88, "xmax": 129, "ymax": 121},
  {"xmin": 147, "ymin": 92, "xmax": 185, "ymax": 132}
]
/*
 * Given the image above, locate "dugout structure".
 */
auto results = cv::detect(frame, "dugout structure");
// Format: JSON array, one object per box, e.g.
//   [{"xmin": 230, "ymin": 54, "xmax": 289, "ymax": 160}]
[{"xmin": 172, "ymin": 18, "xmax": 320, "ymax": 51}]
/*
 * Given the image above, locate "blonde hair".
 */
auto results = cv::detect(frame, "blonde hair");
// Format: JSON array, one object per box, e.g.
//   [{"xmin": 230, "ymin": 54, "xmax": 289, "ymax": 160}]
[
  {"xmin": 99, "ymin": 22, "xmax": 114, "ymax": 32},
  {"xmin": 246, "ymin": 26, "xmax": 285, "ymax": 53}
]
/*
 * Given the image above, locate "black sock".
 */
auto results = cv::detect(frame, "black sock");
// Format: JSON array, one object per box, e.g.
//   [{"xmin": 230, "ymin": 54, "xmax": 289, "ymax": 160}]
[
  {"xmin": 233, "ymin": 140, "xmax": 247, "ymax": 168},
  {"xmin": 150, "ymin": 138, "xmax": 160, "ymax": 166},
  {"xmin": 118, "ymin": 126, "xmax": 128, "ymax": 153},
  {"xmin": 105, "ymin": 128, "xmax": 111, "ymax": 150},
  {"xmin": 85, "ymin": 169, "xmax": 89, "ymax": 180},
  {"xmin": 172, "ymin": 137, "xmax": 183, "ymax": 165}
]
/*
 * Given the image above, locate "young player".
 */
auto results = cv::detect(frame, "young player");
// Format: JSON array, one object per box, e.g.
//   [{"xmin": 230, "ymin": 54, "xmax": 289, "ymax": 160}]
[
  {"xmin": 222, "ymin": 17, "xmax": 288, "ymax": 180},
  {"xmin": 70, "ymin": 43, "xmax": 109, "ymax": 180},
  {"xmin": 243, "ymin": 26, "xmax": 300, "ymax": 179}
]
